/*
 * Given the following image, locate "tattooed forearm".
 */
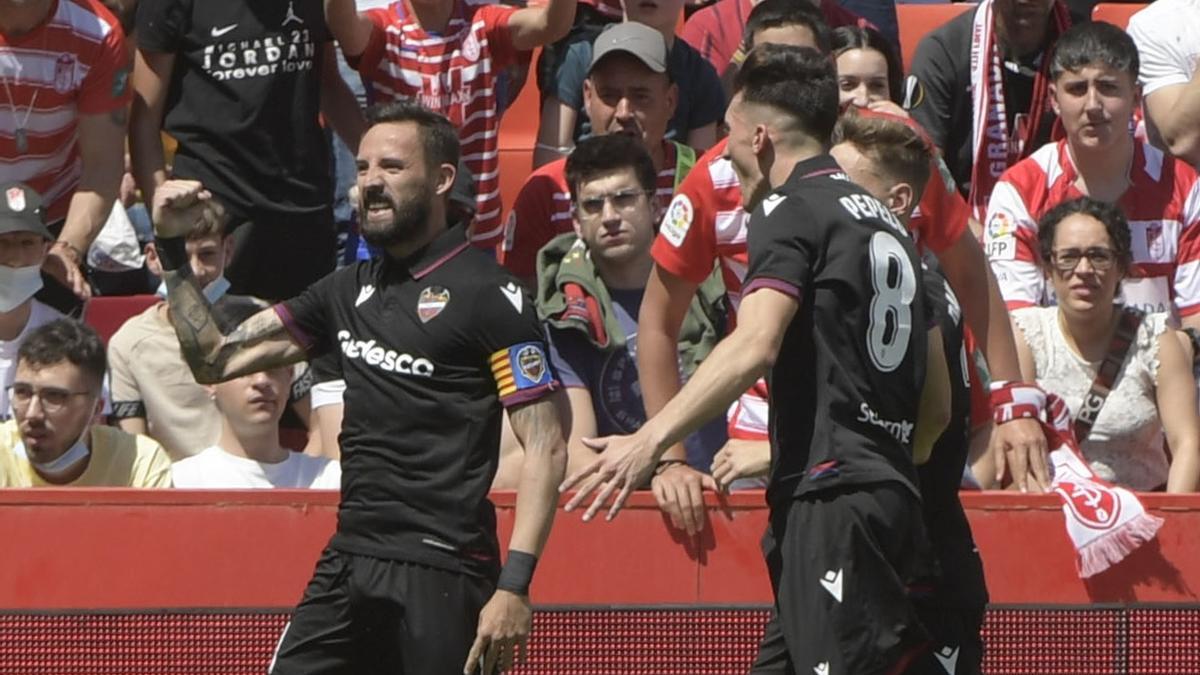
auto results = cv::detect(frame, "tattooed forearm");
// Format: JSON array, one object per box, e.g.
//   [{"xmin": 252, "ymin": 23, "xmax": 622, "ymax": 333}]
[
  {"xmin": 506, "ymin": 392, "xmax": 570, "ymax": 557},
  {"xmin": 162, "ymin": 267, "xmax": 305, "ymax": 383}
]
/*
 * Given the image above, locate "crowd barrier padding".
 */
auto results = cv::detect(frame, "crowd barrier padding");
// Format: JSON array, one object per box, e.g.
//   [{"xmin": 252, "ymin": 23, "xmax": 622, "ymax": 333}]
[{"xmin": 3, "ymin": 490, "xmax": 1200, "ymax": 672}]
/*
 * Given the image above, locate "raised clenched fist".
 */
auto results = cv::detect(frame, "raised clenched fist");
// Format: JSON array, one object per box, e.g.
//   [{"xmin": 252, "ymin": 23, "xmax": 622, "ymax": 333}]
[{"xmin": 151, "ymin": 179, "xmax": 225, "ymax": 239}]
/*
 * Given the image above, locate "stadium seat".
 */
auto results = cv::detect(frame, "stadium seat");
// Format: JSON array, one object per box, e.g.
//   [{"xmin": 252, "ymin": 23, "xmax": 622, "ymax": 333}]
[
  {"xmin": 1091, "ymin": 3, "xmax": 1145, "ymax": 28},
  {"xmin": 897, "ymin": 3, "xmax": 975, "ymax": 72},
  {"xmin": 497, "ymin": 48, "xmax": 542, "ymax": 217},
  {"xmin": 82, "ymin": 294, "xmax": 159, "ymax": 344},
  {"xmin": 498, "ymin": 48, "xmax": 542, "ymax": 153}
]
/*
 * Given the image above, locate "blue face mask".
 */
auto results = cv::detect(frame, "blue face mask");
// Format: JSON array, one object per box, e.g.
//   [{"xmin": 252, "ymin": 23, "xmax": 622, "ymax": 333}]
[
  {"xmin": 0, "ymin": 264, "xmax": 44, "ymax": 312},
  {"xmin": 156, "ymin": 275, "xmax": 231, "ymax": 303}
]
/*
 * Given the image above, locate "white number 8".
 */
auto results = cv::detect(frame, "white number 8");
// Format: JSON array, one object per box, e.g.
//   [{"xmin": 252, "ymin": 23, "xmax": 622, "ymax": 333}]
[{"xmin": 867, "ymin": 231, "xmax": 916, "ymax": 372}]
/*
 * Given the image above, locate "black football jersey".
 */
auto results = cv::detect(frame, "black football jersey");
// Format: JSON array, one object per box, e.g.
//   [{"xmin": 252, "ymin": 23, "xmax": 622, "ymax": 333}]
[
  {"xmin": 743, "ymin": 155, "xmax": 928, "ymax": 503},
  {"xmin": 919, "ymin": 262, "xmax": 988, "ymax": 609},
  {"xmin": 276, "ymin": 224, "xmax": 558, "ymax": 577}
]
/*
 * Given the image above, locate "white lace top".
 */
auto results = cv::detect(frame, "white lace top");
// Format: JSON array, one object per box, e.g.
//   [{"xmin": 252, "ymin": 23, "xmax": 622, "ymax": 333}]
[{"xmin": 1013, "ymin": 307, "xmax": 1170, "ymax": 491}]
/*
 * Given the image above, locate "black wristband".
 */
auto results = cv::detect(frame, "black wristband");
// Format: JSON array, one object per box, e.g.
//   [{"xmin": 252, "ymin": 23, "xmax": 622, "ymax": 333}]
[
  {"xmin": 155, "ymin": 237, "xmax": 188, "ymax": 271},
  {"xmin": 654, "ymin": 459, "xmax": 687, "ymax": 476},
  {"xmin": 496, "ymin": 550, "xmax": 538, "ymax": 596}
]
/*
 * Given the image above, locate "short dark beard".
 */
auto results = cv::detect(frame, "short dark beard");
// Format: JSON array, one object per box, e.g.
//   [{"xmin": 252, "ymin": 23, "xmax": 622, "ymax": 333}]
[{"xmin": 359, "ymin": 182, "xmax": 435, "ymax": 249}]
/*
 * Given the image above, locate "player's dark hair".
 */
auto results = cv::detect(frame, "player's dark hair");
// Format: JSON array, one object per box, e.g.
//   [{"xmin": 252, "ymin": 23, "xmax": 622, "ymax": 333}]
[
  {"xmin": 733, "ymin": 44, "xmax": 840, "ymax": 145},
  {"xmin": 366, "ymin": 101, "xmax": 461, "ymax": 171},
  {"xmin": 564, "ymin": 135, "xmax": 657, "ymax": 202},
  {"xmin": 744, "ymin": 0, "xmax": 832, "ymax": 53},
  {"xmin": 17, "ymin": 319, "xmax": 107, "ymax": 390},
  {"xmin": 1049, "ymin": 21, "xmax": 1139, "ymax": 82},
  {"xmin": 1037, "ymin": 197, "xmax": 1133, "ymax": 274},
  {"xmin": 831, "ymin": 25, "xmax": 904, "ymax": 105},
  {"xmin": 832, "ymin": 112, "xmax": 932, "ymax": 203}
]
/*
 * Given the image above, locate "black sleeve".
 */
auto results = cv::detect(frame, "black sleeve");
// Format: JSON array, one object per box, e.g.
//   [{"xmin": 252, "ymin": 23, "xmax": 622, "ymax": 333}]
[
  {"xmin": 472, "ymin": 278, "xmax": 560, "ymax": 408},
  {"xmin": 921, "ymin": 263, "xmax": 951, "ymax": 332},
  {"xmin": 289, "ymin": 362, "xmax": 315, "ymax": 403},
  {"xmin": 136, "ymin": 0, "xmax": 190, "ymax": 52},
  {"xmin": 310, "ymin": 349, "xmax": 343, "ymax": 384},
  {"xmin": 275, "ymin": 271, "xmax": 339, "ymax": 357},
  {"xmin": 743, "ymin": 193, "xmax": 818, "ymax": 300},
  {"xmin": 906, "ymin": 32, "xmax": 959, "ymax": 157},
  {"xmin": 920, "ymin": 258, "xmax": 967, "ymax": 345}
]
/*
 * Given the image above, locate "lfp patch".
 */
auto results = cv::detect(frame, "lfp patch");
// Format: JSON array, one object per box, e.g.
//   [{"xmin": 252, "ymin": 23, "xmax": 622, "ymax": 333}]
[
  {"xmin": 490, "ymin": 342, "xmax": 554, "ymax": 401},
  {"xmin": 660, "ymin": 194, "xmax": 693, "ymax": 247}
]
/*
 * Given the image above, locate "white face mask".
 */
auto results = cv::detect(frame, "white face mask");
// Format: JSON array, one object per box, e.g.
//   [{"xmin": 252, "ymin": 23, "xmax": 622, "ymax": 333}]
[
  {"xmin": 0, "ymin": 264, "xmax": 44, "ymax": 313},
  {"xmin": 156, "ymin": 274, "xmax": 231, "ymax": 303},
  {"xmin": 29, "ymin": 425, "xmax": 92, "ymax": 480},
  {"xmin": 15, "ymin": 395, "xmax": 95, "ymax": 482}
]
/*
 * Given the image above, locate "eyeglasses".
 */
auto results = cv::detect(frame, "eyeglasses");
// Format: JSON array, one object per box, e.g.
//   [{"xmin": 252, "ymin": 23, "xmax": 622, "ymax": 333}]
[
  {"xmin": 575, "ymin": 189, "xmax": 652, "ymax": 217},
  {"xmin": 1049, "ymin": 247, "xmax": 1118, "ymax": 273},
  {"xmin": 7, "ymin": 384, "xmax": 93, "ymax": 414}
]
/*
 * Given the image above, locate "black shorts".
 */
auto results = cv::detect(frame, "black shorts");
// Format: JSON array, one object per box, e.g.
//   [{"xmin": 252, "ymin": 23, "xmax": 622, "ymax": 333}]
[
  {"xmin": 225, "ymin": 211, "xmax": 336, "ymax": 302},
  {"xmin": 750, "ymin": 482, "xmax": 936, "ymax": 675},
  {"xmin": 904, "ymin": 540, "xmax": 987, "ymax": 675},
  {"xmin": 904, "ymin": 604, "xmax": 985, "ymax": 675},
  {"xmin": 269, "ymin": 547, "xmax": 494, "ymax": 675}
]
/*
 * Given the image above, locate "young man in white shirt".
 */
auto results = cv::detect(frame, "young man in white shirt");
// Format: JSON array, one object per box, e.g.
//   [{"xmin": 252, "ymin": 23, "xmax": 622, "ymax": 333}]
[{"xmin": 172, "ymin": 364, "xmax": 339, "ymax": 489}]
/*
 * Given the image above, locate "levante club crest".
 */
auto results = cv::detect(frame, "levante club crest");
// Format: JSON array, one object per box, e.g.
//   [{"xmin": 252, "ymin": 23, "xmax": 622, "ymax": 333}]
[{"xmin": 417, "ymin": 286, "xmax": 450, "ymax": 323}]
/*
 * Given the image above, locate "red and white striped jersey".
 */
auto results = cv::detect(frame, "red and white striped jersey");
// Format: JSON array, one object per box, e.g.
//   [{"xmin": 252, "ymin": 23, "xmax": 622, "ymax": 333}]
[
  {"xmin": 984, "ymin": 139, "xmax": 1200, "ymax": 316},
  {"xmin": 499, "ymin": 141, "xmax": 686, "ymax": 279},
  {"xmin": 652, "ymin": 139, "xmax": 750, "ymax": 311},
  {"xmin": 355, "ymin": 0, "xmax": 518, "ymax": 247},
  {"xmin": 0, "ymin": 0, "xmax": 130, "ymax": 221}
]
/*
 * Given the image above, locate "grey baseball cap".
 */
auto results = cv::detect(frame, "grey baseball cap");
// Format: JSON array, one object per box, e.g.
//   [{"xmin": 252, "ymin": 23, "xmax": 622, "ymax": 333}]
[
  {"xmin": 0, "ymin": 183, "xmax": 52, "ymax": 240},
  {"xmin": 589, "ymin": 22, "xmax": 669, "ymax": 75}
]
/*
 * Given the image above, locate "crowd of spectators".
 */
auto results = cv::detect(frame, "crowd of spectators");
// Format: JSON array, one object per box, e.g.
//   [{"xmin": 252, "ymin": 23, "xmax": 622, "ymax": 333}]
[{"xmin": 2, "ymin": 0, "xmax": 1200, "ymax": 504}]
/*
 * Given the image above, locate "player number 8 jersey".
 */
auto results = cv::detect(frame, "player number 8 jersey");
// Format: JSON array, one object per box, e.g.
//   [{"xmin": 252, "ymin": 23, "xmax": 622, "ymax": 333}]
[{"xmin": 740, "ymin": 156, "xmax": 928, "ymax": 503}]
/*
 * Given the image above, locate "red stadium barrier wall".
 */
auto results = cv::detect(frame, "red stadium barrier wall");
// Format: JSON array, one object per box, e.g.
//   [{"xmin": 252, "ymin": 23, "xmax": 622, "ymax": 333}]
[
  {"xmin": 3, "ymin": 490, "xmax": 1200, "ymax": 673},
  {"xmin": 2, "ymin": 490, "xmax": 1199, "ymax": 609}
]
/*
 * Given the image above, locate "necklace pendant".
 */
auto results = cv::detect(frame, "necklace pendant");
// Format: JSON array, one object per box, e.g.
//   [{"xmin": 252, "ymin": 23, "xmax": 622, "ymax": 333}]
[{"xmin": 14, "ymin": 128, "xmax": 27, "ymax": 154}]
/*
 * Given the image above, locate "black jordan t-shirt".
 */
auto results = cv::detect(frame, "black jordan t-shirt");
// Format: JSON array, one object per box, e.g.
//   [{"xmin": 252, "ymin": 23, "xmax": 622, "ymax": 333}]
[
  {"xmin": 137, "ymin": 0, "xmax": 333, "ymax": 221},
  {"xmin": 275, "ymin": 224, "xmax": 559, "ymax": 577},
  {"xmin": 743, "ymin": 155, "xmax": 928, "ymax": 505},
  {"xmin": 907, "ymin": 7, "xmax": 1057, "ymax": 197}
]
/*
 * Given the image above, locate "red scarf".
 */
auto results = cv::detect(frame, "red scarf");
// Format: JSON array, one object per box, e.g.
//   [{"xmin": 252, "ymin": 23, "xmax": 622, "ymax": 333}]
[
  {"xmin": 968, "ymin": 0, "xmax": 1071, "ymax": 220},
  {"xmin": 990, "ymin": 381, "xmax": 1163, "ymax": 578}
]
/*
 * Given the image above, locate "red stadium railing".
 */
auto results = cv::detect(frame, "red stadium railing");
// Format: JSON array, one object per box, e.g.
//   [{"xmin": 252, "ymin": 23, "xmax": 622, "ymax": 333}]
[{"xmin": 2, "ymin": 490, "xmax": 1200, "ymax": 673}]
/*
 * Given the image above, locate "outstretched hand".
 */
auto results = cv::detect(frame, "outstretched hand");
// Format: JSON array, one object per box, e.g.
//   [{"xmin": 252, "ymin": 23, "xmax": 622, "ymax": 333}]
[{"xmin": 559, "ymin": 432, "xmax": 660, "ymax": 523}]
